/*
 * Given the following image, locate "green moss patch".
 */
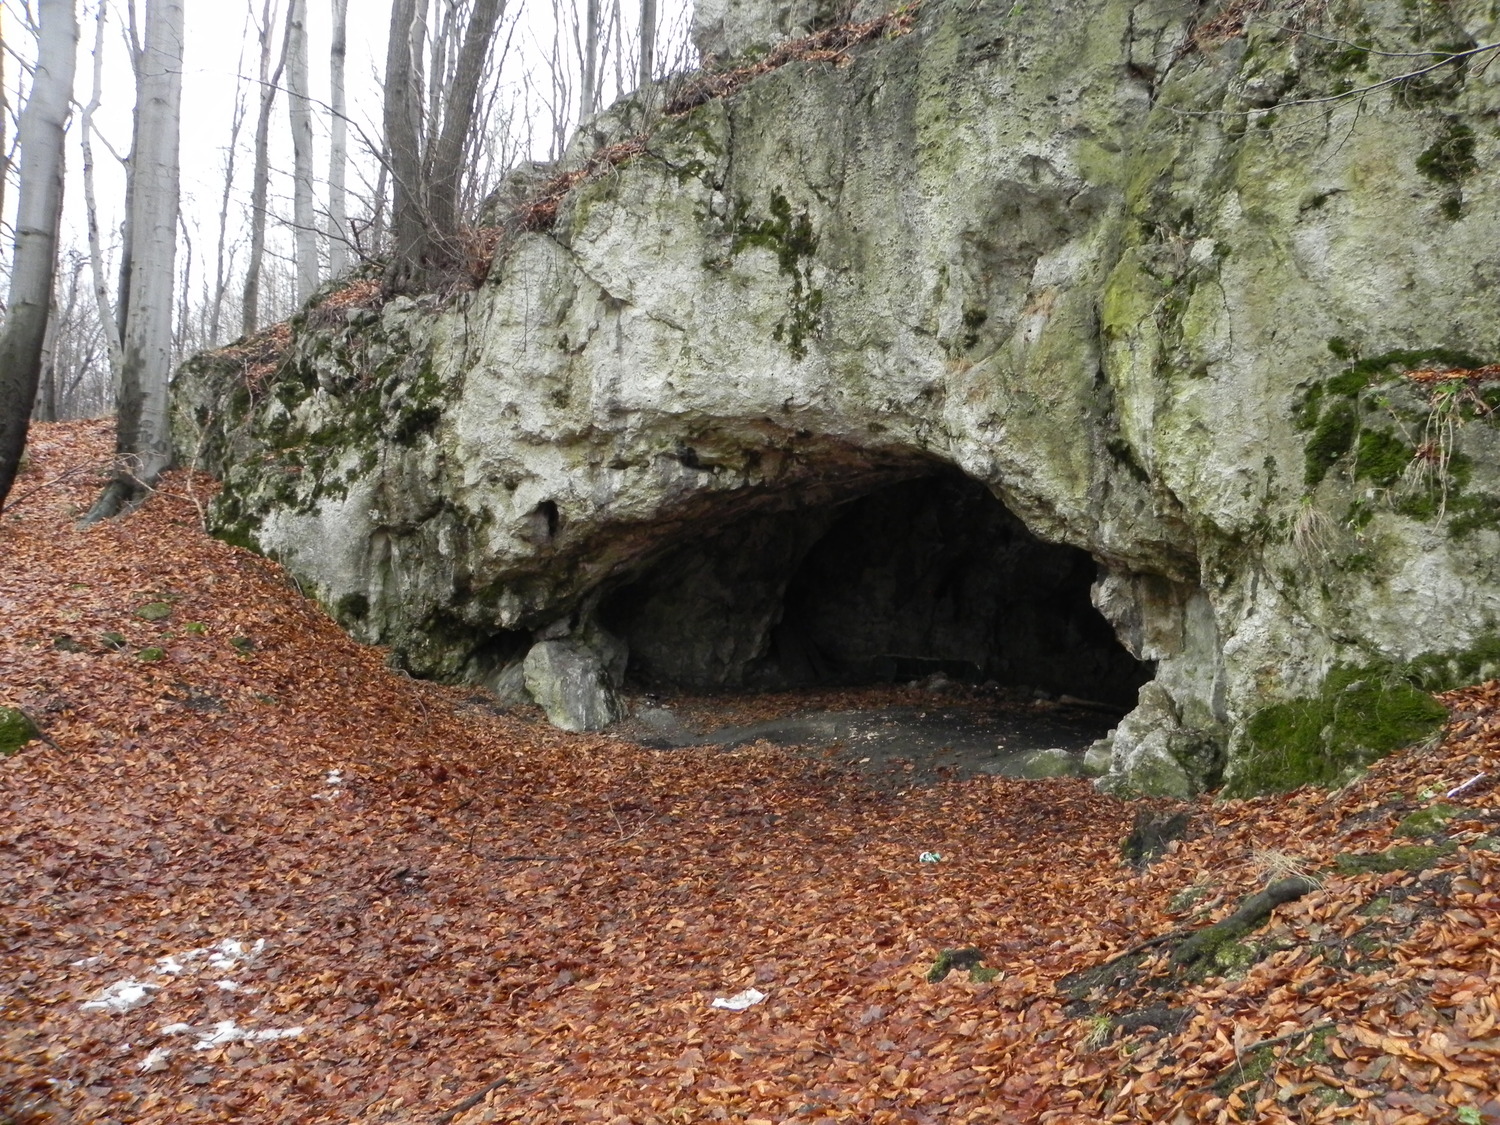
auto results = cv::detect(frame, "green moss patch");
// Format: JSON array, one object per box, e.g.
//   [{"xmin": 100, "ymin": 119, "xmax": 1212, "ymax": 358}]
[
  {"xmin": 1394, "ymin": 803, "xmax": 1458, "ymax": 838},
  {"xmin": 1406, "ymin": 632, "xmax": 1500, "ymax": 690},
  {"xmin": 1297, "ymin": 346, "xmax": 1495, "ymax": 529},
  {"xmin": 1231, "ymin": 664, "xmax": 1447, "ymax": 797},
  {"xmin": 1416, "ymin": 118, "xmax": 1477, "ymax": 185},
  {"xmin": 731, "ymin": 191, "xmax": 824, "ymax": 360},
  {"xmin": 135, "ymin": 601, "xmax": 174, "ymax": 621},
  {"xmin": 0, "ymin": 707, "xmax": 40, "ymax": 756},
  {"xmin": 1333, "ymin": 841, "xmax": 1456, "ymax": 874}
]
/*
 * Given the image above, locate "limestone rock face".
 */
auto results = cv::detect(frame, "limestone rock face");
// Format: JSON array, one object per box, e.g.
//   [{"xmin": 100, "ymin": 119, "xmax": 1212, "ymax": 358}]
[{"xmin": 175, "ymin": 0, "xmax": 1500, "ymax": 796}]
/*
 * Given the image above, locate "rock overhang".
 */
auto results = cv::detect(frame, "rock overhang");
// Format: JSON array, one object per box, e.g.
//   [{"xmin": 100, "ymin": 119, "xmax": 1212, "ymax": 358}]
[{"xmin": 175, "ymin": 0, "xmax": 1500, "ymax": 797}]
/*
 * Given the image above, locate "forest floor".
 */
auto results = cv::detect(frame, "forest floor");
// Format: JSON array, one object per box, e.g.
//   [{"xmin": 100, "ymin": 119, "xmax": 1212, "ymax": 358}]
[{"xmin": 3, "ymin": 420, "xmax": 1500, "ymax": 1125}]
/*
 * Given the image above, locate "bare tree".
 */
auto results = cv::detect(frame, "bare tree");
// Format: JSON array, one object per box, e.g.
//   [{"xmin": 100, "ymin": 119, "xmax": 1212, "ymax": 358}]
[
  {"xmin": 326, "ymin": 0, "xmax": 350, "ymax": 277},
  {"xmin": 209, "ymin": 20, "xmax": 251, "ymax": 344},
  {"xmin": 36, "ymin": 250, "xmax": 111, "ymax": 421},
  {"xmin": 242, "ymin": 0, "xmax": 288, "ymax": 335},
  {"xmin": 384, "ymin": 0, "xmax": 506, "ymax": 294},
  {"xmin": 87, "ymin": 0, "xmax": 183, "ymax": 521},
  {"xmin": 80, "ymin": 0, "xmax": 125, "ymax": 385},
  {"xmin": 286, "ymin": 0, "xmax": 319, "ymax": 303},
  {"xmin": 0, "ymin": 0, "xmax": 79, "ymax": 512}
]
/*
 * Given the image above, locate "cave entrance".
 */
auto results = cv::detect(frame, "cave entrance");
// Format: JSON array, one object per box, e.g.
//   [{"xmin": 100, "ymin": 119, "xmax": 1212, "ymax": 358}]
[{"xmin": 599, "ymin": 472, "xmax": 1150, "ymax": 711}]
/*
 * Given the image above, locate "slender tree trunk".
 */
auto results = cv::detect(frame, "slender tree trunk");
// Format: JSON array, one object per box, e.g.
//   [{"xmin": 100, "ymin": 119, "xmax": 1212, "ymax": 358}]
[
  {"xmin": 115, "ymin": 0, "xmax": 144, "ymax": 341},
  {"xmin": 426, "ymin": 0, "xmax": 503, "ymax": 240},
  {"xmin": 87, "ymin": 0, "xmax": 183, "ymax": 521},
  {"xmin": 209, "ymin": 21, "xmax": 250, "ymax": 345},
  {"xmin": 81, "ymin": 0, "xmax": 125, "ymax": 383},
  {"xmin": 639, "ymin": 0, "xmax": 655, "ymax": 85},
  {"xmin": 583, "ymin": 0, "xmax": 600, "ymax": 117},
  {"xmin": 369, "ymin": 153, "xmax": 389, "ymax": 252},
  {"xmin": 242, "ymin": 0, "xmax": 288, "ymax": 336},
  {"xmin": 0, "ymin": 0, "xmax": 79, "ymax": 513},
  {"xmin": 286, "ymin": 0, "xmax": 319, "ymax": 304},
  {"xmin": 326, "ymin": 0, "xmax": 349, "ymax": 277},
  {"xmin": 33, "ymin": 299, "xmax": 61, "ymax": 423},
  {"xmin": 384, "ymin": 0, "xmax": 427, "ymax": 294},
  {"xmin": 0, "ymin": 15, "xmax": 10, "ymax": 239}
]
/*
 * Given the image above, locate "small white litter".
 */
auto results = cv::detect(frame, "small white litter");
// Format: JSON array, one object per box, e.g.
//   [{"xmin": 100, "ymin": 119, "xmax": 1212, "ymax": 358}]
[
  {"xmin": 710, "ymin": 988, "xmax": 766, "ymax": 1011},
  {"xmin": 918, "ymin": 851, "xmax": 943, "ymax": 864},
  {"xmin": 81, "ymin": 980, "xmax": 158, "ymax": 1013},
  {"xmin": 139, "ymin": 1047, "xmax": 173, "ymax": 1073},
  {"xmin": 1448, "ymin": 772, "xmax": 1489, "ymax": 798}
]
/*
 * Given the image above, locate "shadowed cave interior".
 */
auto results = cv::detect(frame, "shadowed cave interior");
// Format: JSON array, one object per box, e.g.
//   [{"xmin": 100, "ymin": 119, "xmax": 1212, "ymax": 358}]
[{"xmin": 598, "ymin": 472, "xmax": 1151, "ymax": 708}]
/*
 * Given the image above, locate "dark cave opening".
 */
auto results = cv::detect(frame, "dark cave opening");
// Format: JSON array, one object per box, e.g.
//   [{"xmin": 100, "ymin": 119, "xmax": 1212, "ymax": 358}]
[{"xmin": 599, "ymin": 472, "xmax": 1151, "ymax": 707}]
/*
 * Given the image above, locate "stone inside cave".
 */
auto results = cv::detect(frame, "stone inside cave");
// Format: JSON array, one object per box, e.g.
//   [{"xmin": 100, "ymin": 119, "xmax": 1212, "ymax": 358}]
[{"xmin": 597, "ymin": 472, "xmax": 1151, "ymax": 707}]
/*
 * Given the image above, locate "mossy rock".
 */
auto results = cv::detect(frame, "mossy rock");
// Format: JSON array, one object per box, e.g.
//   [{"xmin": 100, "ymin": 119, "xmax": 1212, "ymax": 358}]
[
  {"xmin": 1333, "ymin": 841, "xmax": 1456, "ymax": 875},
  {"xmin": 927, "ymin": 947, "xmax": 986, "ymax": 983},
  {"xmin": 135, "ymin": 601, "xmax": 173, "ymax": 621},
  {"xmin": 1395, "ymin": 803, "xmax": 1459, "ymax": 838},
  {"xmin": 1230, "ymin": 664, "xmax": 1447, "ymax": 796},
  {"xmin": 137, "ymin": 647, "xmax": 166, "ymax": 663},
  {"xmin": 0, "ymin": 707, "xmax": 40, "ymax": 756}
]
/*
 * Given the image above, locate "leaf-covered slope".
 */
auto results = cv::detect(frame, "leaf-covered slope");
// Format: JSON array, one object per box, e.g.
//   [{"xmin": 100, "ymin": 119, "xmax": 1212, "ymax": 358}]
[{"xmin": 2, "ymin": 420, "xmax": 1499, "ymax": 1123}]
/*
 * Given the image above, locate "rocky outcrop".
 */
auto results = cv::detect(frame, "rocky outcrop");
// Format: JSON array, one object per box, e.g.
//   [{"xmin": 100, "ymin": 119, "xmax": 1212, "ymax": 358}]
[{"xmin": 175, "ymin": 0, "xmax": 1500, "ymax": 796}]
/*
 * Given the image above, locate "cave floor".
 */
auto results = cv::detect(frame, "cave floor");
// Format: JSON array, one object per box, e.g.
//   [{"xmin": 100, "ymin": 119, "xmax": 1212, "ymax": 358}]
[{"xmin": 597, "ymin": 683, "xmax": 1123, "ymax": 787}]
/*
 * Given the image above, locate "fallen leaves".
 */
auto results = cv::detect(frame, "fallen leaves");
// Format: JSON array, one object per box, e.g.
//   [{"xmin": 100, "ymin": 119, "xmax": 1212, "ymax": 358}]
[{"xmin": 3, "ymin": 420, "xmax": 1500, "ymax": 1124}]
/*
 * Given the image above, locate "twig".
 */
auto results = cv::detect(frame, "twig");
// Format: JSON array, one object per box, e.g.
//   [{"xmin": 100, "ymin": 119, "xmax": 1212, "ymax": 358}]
[
  {"xmin": 435, "ymin": 1075, "xmax": 516, "ymax": 1125},
  {"xmin": 1169, "ymin": 40, "xmax": 1500, "ymax": 117},
  {"xmin": 1238, "ymin": 1021, "xmax": 1337, "ymax": 1057}
]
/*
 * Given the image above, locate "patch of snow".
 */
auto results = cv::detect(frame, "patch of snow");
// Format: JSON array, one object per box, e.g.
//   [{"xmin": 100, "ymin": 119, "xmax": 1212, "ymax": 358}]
[
  {"xmin": 160, "ymin": 1023, "xmax": 194, "ymax": 1035},
  {"xmin": 70, "ymin": 956, "xmax": 104, "ymax": 968},
  {"xmin": 81, "ymin": 980, "xmax": 159, "ymax": 1013},
  {"xmin": 191, "ymin": 1020, "xmax": 305, "ymax": 1049},
  {"xmin": 139, "ymin": 1047, "xmax": 172, "ymax": 1073},
  {"xmin": 152, "ymin": 938, "xmax": 263, "ymax": 976}
]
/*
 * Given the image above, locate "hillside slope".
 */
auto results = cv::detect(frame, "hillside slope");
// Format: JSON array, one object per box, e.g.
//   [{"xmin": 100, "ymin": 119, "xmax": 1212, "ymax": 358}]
[{"xmin": 3, "ymin": 421, "xmax": 1499, "ymax": 1123}]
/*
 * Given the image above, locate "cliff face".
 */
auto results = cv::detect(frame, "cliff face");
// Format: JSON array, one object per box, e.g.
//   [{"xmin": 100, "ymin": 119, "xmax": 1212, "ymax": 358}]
[{"xmin": 177, "ymin": 0, "xmax": 1500, "ymax": 796}]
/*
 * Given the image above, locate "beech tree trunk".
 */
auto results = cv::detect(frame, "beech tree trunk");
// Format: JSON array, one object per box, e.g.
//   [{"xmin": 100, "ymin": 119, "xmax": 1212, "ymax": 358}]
[
  {"xmin": 384, "ymin": 0, "xmax": 505, "ymax": 294},
  {"xmin": 327, "ymin": 0, "xmax": 350, "ymax": 277},
  {"xmin": 583, "ymin": 0, "xmax": 600, "ymax": 117},
  {"xmin": 0, "ymin": 0, "xmax": 80, "ymax": 513},
  {"xmin": 286, "ymin": 0, "xmax": 319, "ymax": 304},
  {"xmin": 242, "ymin": 0, "xmax": 289, "ymax": 335},
  {"xmin": 383, "ymin": 0, "xmax": 425, "ymax": 293},
  {"xmin": 86, "ymin": 0, "xmax": 183, "ymax": 521},
  {"xmin": 639, "ymin": 0, "xmax": 655, "ymax": 85}
]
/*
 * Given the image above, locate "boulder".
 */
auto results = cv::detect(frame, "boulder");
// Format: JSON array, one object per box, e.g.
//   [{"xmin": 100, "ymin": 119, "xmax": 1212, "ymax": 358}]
[{"xmin": 522, "ymin": 640, "xmax": 622, "ymax": 732}]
